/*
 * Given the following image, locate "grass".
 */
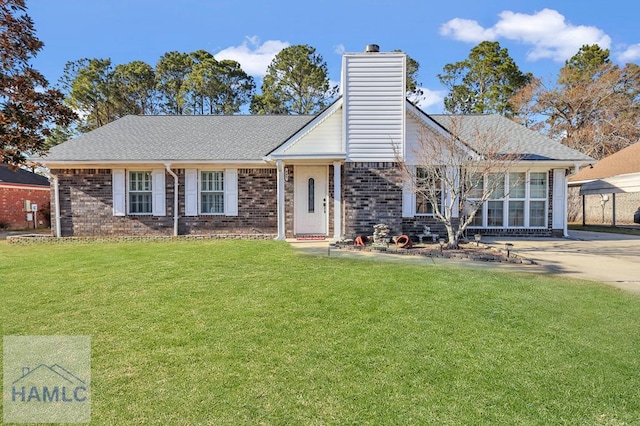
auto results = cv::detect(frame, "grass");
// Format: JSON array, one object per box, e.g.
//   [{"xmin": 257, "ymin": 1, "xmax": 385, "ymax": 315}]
[
  {"xmin": 569, "ymin": 223, "xmax": 640, "ymax": 236},
  {"xmin": 1, "ymin": 240, "xmax": 640, "ymax": 425}
]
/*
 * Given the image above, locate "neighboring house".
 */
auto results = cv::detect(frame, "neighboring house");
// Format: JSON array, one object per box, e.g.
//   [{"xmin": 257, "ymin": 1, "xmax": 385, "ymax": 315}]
[
  {"xmin": 36, "ymin": 47, "xmax": 592, "ymax": 239},
  {"xmin": 568, "ymin": 141, "xmax": 640, "ymax": 226},
  {"xmin": 0, "ymin": 165, "xmax": 50, "ymax": 229}
]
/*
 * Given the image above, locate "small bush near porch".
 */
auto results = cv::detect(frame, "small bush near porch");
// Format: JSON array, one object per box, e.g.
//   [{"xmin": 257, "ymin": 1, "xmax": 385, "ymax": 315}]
[{"xmin": 1, "ymin": 240, "xmax": 639, "ymax": 424}]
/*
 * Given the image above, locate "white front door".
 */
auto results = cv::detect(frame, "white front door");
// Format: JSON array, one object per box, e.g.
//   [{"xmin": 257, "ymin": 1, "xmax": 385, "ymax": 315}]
[{"xmin": 294, "ymin": 166, "xmax": 328, "ymax": 235}]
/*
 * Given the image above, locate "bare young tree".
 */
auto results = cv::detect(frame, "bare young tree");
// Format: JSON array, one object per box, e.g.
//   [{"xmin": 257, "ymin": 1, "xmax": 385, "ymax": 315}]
[{"xmin": 398, "ymin": 115, "xmax": 522, "ymax": 249}]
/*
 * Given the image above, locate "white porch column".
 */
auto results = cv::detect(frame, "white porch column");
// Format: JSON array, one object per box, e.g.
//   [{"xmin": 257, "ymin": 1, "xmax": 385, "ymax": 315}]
[
  {"xmin": 552, "ymin": 168, "xmax": 566, "ymax": 235},
  {"xmin": 333, "ymin": 161, "xmax": 342, "ymax": 240},
  {"xmin": 275, "ymin": 160, "xmax": 286, "ymax": 240}
]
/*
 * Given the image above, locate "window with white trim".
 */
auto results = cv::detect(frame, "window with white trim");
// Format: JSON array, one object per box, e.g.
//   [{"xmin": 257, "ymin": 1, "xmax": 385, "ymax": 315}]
[
  {"xmin": 507, "ymin": 172, "xmax": 526, "ymax": 227},
  {"xmin": 468, "ymin": 171, "xmax": 548, "ymax": 228},
  {"xmin": 529, "ymin": 172, "xmax": 547, "ymax": 226},
  {"xmin": 486, "ymin": 173, "xmax": 505, "ymax": 226},
  {"xmin": 129, "ymin": 171, "xmax": 152, "ymax": 214},
  {"xmin": 200, "ymin": 171, "xmax": 224, "ymax": 214},
  {"xmin": 415, "ymin": 167, "xmax": 443, "ymax": 216},
  {"xmin": 467, "ymin": 173, "xmax": 484, "ymax": 227}
]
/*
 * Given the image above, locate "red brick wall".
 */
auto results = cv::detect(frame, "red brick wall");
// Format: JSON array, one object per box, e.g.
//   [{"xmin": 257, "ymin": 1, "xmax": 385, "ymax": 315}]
[
  {"xmin": 50, "ymin": 168, "xmax": 280, "ymax": 237},
  {"xmin": 0, "ymin": 185, "xmax": 51, "ymax": 229}
]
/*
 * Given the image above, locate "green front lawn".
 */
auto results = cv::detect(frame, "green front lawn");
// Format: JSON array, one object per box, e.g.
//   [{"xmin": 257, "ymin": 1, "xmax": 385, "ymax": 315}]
[{"xmin": 2, "ymin": 240, "xmax": 639, "ymax": 424}]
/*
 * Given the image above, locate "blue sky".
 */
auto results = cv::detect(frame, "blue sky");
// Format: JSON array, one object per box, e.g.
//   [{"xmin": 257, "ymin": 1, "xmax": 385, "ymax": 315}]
[{"xmin": 27, "ymin": 0, "xmax": 640, "ymax": 113}]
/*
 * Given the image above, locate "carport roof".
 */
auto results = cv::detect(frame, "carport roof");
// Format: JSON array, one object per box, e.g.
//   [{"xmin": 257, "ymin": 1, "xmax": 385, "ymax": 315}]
[{"xmin": 570, "ymin": 141, "xmax": 640, "ymax": 182}]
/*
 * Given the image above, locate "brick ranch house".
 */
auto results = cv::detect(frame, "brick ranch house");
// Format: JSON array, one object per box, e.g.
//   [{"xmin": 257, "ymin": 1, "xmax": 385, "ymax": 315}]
[
  {"xmin": 0, "ymin": 165, "xmax": 50, "ymax": 230},
  {"xmin": 36, "ymin": 47, "xmax": 593, "ymax": 239}
]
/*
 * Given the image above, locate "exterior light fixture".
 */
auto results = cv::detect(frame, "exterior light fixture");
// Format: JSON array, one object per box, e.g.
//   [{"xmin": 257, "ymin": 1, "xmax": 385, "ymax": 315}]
[
  {"xmin": 284, "ymin": 167, "xmax": 290, "ymax": 182},
  {"xmin": 474, "ymin": 234, "xmax": 482, "ymax": 246},
  {"xmin": 504, "ymin": 243, "xmax": 514, "ymax": 257}
]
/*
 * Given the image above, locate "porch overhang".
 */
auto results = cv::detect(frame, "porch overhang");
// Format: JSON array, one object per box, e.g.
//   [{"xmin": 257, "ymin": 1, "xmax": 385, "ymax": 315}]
[{"xmin": 264, "ymin": 153, "xmax": 346, "ymax": 163}]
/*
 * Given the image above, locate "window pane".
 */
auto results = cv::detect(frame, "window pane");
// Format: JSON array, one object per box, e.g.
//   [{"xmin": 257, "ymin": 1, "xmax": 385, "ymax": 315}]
[
  {"xmin": 508, "ymin": 201, "xmax": 525, "ymax": 226},
  {"xmin": 416, "ymin": 194, "xmax": 434, "ymax": 215},
  {"xmin": 530, "ymin": 201, "xmax": 546, "ymax": 227},
  {"xmin": 130, "ymin": 193, "xmax": 152, "ymax": 214},
  {"xmin": 530, "ymin": 172, "xmax": 547, "ymax": 198},
  {"xmin": 308, "ymin": 178, "xmax": 315, "ymax": 213},
  {"xmin": 201, "ymin": 193, "xmax": 224, "ymax": 214},
  {"xmin": 487, "ymin": 174, "xmax": 504, "ymax": 199},
  {"xmin": 467, "ymin": 173, "xmax": 483, "ymax": 199},
  {"xmin": 415, "ymin": 167, "xmax": 442, "ymax": 215},
  {"xmin": 470, "ymin": 207, "xmax": 483, "ymax": 227},
  {"xmin": 201, "ymin": 171, "xmax": 224, "ymax": 191},
  {"xmin": 509, "ymin": 172, "xmax": 526, "ymax": 198},
  {"xmin": 487, "ymin": 201, "xmax": 503, "ymax": 226}
]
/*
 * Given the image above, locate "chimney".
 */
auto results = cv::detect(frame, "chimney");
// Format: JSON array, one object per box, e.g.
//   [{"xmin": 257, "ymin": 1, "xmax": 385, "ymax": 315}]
[
  {"xmin": 342, "ymin": 47, "xmax": 406, "ymax": 161},
  {"xmin": 365, "ymin": 44, "xmax": 380, "ymax": 53}
]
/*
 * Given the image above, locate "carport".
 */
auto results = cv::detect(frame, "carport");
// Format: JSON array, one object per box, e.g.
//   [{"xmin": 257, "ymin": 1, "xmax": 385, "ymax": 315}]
[
  {"xmin": 569, "ymin": 142, "xmax": 640, "ymax": 226},
  {"xmin": 578, "ymin": 172, "xmax": 640, "ymax": 226}
]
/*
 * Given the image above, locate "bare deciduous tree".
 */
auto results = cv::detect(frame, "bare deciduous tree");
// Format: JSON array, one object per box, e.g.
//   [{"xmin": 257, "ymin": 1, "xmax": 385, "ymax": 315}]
[
  {"xmin": 511, "ymin": 46, "xmax": 640, "ymax": 160},
  {"xmin": 398, "ymin": 115, "xmax": 522, "ymax": 249}
]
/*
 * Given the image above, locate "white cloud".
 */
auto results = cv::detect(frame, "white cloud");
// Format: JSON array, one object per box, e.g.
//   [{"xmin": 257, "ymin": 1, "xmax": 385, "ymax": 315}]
[
  {"xmin": 618, "ymin": 44, "xmax": 640, "ymax": 63},
  {"xmin": 411, "ymin": 87, "xmax": 447, "ymax": 112},
  {"xmin": 441, "ymin": 8, "xmax": 612, "ymax": 62},
  {"xmin": 215, "ymin": 37, "xmax": 289, "ymax": 77},
  {"xmin": 333, "ymin": 44, "xmax": 346, "ymax": 55},
  {"xmin": 440, "ymin": 18, "xmax": 496, "ymax": 43}
]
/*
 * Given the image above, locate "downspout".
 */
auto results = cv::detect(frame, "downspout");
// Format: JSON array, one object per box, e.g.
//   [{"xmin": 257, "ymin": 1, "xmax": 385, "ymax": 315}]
[
  {"xmin": 165, "ymin": 163, "xmax": 179, "ymax": 236},
  {"xmin": 275, "ymin": 160, "xmax": 286, "ymax": 240}
]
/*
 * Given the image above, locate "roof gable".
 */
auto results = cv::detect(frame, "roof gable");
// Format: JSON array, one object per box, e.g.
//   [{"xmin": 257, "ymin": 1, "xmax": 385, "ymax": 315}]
[{"xmin": 268, "ymin": 99, "xmax": 344, "ymax": 159}]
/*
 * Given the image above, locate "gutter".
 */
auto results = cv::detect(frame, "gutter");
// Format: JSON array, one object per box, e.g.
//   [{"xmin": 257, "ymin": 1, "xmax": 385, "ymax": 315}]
[{"xmin": 165, "ymin": 164, "xmax": 179, "ymax": 236}]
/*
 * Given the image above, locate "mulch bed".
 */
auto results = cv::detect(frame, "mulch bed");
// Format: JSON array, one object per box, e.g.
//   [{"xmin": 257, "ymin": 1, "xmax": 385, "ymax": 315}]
[{"xmin": 333, "ymin": 241, "xmax": 535, "ymax": 264}]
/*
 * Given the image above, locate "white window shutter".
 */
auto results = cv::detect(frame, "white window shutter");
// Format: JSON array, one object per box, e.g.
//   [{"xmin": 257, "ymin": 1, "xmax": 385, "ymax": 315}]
[
  {"xmin": 152, "ymin": 169, "xmax": 166, "ymax": 216},
  {"xmin": 112, "ymin": 169, "xmax": 126, "ymax": 216},
  {"xmin": 184, "ymin": 168, "xmax": 198, "ymax": 216},
  {"xmin": 224, "ymin": 168, "xmax": 238, "ymax": 216},
  {"xmin": 402, "ymin": 181, "xmax": 415, "ymax": 218}
]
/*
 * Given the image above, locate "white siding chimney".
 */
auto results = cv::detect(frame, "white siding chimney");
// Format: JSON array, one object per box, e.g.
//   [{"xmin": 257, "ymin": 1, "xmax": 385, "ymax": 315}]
[{"xmin": 342, "ymin": 48, "xmax": 406, "ymax": 161}]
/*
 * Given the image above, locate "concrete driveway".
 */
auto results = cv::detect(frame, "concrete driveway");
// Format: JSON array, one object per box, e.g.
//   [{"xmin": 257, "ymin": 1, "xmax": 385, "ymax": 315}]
[{"xmin": 484, "ymin": 230, "xmax": 640, "ymax": 293}]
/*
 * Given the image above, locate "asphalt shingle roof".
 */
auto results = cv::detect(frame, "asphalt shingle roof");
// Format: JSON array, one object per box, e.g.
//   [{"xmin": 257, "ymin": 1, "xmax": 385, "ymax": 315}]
[
  {"xmin": 570, "ymin": 141, "xmax": 640, "ymax": 182},
  {"xmin": 430, "ymin": 114, "xmax": 594, "ymax": 162},
  {"xmin": 40, "ymin": 115, "xmax": 315, "ymax": 162},
  {"xmin": 0, "ymin": 165, "xmax": 49, "ymax": 186},
  {"xmin": 38, "ymin": 112, "xmax": 592, "ymax": 164}
]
